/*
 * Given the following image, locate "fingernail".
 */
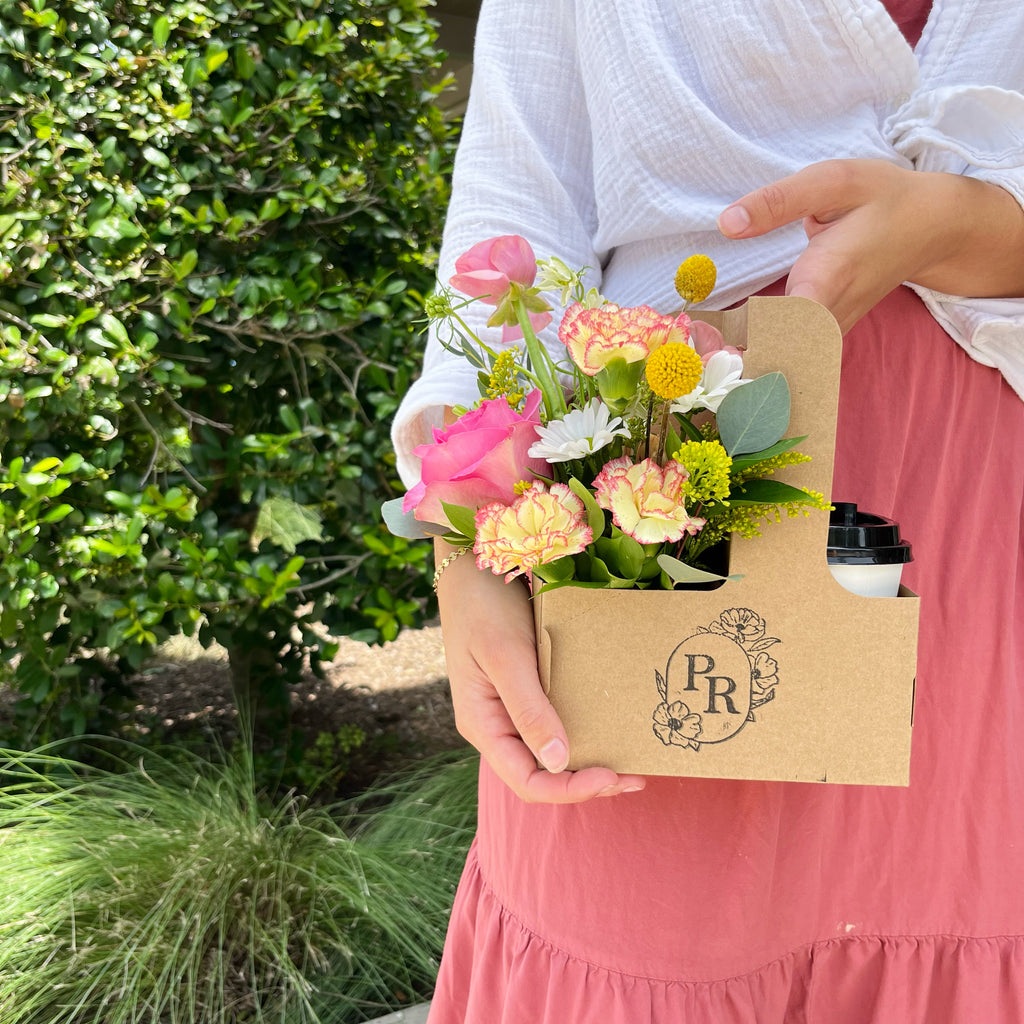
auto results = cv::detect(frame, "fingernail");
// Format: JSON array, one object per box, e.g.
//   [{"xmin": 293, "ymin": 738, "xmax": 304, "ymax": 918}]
[
  {"xmin": 539, "ymin": 738, "xmax": 568, "ymax": 773},
  {"xmin": 718, "ymin": 204, "xmax": 751, "ymax": 236},
  {"xmin": 597, "ymin": 785, "xmax": 620, "ymax": 797},
  {"xmin": 622, "ymin": 785, "xmax": 644, "ymax": 793}
]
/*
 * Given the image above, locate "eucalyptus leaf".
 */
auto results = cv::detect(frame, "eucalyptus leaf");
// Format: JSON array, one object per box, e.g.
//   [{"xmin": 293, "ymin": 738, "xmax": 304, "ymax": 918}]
[
  {"xmin": 716, "ymin": 372, "xmax": 791, "ymax": 456},
  {"xmin": 656, "ymin": 554, "xmax": 744, "ymax": 586},
  {"xmin": 381, "ymin": 497, "xmax": 446, "ymax": 541}
]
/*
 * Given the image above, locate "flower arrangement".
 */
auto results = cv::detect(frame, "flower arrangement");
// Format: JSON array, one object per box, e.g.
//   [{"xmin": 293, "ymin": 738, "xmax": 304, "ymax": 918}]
[{"xmin": 385, "ymin": 235, "xmax": 828, "ymax": 590}]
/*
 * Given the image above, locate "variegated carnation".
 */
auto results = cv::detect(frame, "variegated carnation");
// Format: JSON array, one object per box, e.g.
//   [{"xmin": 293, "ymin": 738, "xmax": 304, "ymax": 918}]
[
  {"xmin": 473, "ymin": 482, "xmax": 592, "ymax": 582},
  {"xmin": 560, "ymin": 303, "xmax": 690, "ymax": 375},
  {"xmin": 592, "ymin": 456, "xmax": 705, "ymax": 544}
]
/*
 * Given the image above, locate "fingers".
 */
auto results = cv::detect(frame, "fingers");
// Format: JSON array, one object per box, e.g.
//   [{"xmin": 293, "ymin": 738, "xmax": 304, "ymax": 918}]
[
  {"xmin": 436, "ymin": 544, "xmax": 646, "ymax": 803},
  {"xmin": 717, "ymin": 160, "xmax": 866, "ymax": 240},
  {"xmin": 717, "ymin": 159, "xmax": 921, "ymax": 333},
  {"xmin": 467, "ymin": 626, "xmax": 646, "ymax": 802}
]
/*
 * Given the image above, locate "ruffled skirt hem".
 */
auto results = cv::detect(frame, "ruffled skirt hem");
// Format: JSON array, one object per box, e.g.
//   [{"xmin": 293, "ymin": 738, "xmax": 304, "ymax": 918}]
[{"xmin": 429, "ymin": 847, "xmax": 1024, "ymax": 1024}]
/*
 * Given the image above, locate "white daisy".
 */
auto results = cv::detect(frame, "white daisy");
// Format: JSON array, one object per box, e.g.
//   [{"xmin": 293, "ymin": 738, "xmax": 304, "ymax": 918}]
[
  {"xmin": 528, "ymin": 398, "xmax": 630, "ymax": 463},
  {"xmin": 671, "ymin": 350, "xmax": 749, "ymax": 415}
]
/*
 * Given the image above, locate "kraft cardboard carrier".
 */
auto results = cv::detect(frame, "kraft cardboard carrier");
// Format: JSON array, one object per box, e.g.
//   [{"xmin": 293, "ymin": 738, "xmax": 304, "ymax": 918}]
[{"xmin": 534, "ymin": 296, "xmax": 920, "ymax": 786}]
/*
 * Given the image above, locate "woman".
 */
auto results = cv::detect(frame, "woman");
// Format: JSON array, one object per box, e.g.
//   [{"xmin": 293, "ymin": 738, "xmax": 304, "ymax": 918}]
[{"xmin": 392, "ymin": 1, "xmax": 1024, "ymax": 1020}]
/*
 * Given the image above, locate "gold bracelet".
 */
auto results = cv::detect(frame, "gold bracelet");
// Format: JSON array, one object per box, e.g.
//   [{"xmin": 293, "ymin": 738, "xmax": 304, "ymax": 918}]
[{"xmin": 432, "ymin": 547, "xmax": 471, "ymax": 592}]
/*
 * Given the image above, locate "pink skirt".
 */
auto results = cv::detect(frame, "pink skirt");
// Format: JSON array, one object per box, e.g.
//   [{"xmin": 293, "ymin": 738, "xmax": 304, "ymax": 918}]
[{"xmin": 428, "ymin": 285, "xmax": 1024, "ymax": 1024}]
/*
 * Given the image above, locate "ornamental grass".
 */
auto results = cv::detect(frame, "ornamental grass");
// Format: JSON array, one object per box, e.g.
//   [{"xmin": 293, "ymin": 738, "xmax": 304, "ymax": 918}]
[{"xmin": 0, "ymin": 742, "xmax": 478, "ymax": 1024}]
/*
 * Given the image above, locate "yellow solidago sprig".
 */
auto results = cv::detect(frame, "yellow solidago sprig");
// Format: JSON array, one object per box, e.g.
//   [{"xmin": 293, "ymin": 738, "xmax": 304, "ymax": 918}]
[
  {"xmin": 685, "ymin": 488, "xmax": 831, "ymax": 562},
  {"xmin": 707, "ymin": 490, "xmax": 831, "ymax": 540},
  {"xmin": 644, "ymin": 342, "xmax": 703, "ymax": 401},
  {"xmin": 731, "ymin": 448, "xmax": 812, "ymax": 484},
  {"xmin": 674, "ymin": 440, "xmax": 732, "ymax": 505},
  {"xmin": 674, "ymin": 254, "xmax": 717, "ymax": 307},
  {"xmin": 485, "ymin": 347, "xmax": 526, "ymax": 410}
]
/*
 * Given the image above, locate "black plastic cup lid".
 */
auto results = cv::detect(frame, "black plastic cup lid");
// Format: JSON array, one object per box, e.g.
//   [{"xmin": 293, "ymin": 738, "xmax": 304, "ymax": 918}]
[{"xmin": 827, "ymin": 502, "xmax": 913, "ymax": 566}]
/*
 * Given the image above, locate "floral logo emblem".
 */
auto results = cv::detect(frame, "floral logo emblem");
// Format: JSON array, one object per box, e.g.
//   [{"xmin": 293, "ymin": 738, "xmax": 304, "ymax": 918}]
[{"xmin": 652, "ymin": 608, "xmax": 781, "ymax": 751}]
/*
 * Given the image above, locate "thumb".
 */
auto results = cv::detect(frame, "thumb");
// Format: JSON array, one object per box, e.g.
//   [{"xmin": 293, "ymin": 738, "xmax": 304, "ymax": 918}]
[
  {"xmin": 718, "ymin": 180, "xmax": 804, "ymax": 239},
  {"xmin": 718, "ymin": 164, "xmax": 851, "ymax": 240}
]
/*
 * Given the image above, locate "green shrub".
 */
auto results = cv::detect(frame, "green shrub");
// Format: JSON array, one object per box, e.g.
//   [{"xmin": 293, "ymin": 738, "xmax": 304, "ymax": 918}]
[
  {"xmin": 0, "ymin": 0, "xmax": 452, "ymax": 745},
  {"xmin": 0, "ymin": 744, "xmax": 479, "ymax": 1023}
]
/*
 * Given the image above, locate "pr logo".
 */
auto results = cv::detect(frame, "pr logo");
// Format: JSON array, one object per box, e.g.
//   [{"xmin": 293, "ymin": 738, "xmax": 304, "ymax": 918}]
[{"xmin": 652, "ymin": 608, "xmax": 781, "ymax": 751}]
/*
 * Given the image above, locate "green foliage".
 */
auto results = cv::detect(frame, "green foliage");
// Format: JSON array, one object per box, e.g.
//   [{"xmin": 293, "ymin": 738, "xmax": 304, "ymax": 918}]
[
  {"xmin": 252, "ymin": 722, "xmax": 367, "ymax": 798},
  {"xmin": 0, "ymin": 743, "xmax": 479, "ymax": 1024},
  {"xmin": 0, "ymin": 0, "xmax": 454, "ymax": 743},
  {"xmin": 715, "ymin": 371, "xmax": 791, "ymax": 455}
]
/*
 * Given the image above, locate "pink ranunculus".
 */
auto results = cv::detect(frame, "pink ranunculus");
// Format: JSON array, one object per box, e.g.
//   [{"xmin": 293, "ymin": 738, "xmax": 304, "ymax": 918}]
[
  {"xmin": 402, "ymin": 390, "xmax": 548, "ymax": 528},
  {"xmin": 449, "ymin": 235, "xmax": 553, "ymax": 342},
  {"xmin": 689, "ymin": 320, "xmax": 742, "ymax": 364},
  {"xmin": 592, "ymin": 455, "xmax": 705, "ymax": 544}
]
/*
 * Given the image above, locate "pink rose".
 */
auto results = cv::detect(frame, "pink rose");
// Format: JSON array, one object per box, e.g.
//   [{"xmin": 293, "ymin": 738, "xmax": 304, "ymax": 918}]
[
  {"xmin": 449, "ymin": 235, "xmax": 553, "ymax": 342},
  {"xmin": 403, "ymin": 390, "xmax": 549, "ymax": 528},
  {"xmin": 689, "ymin": 320, "xmax": 742, "ymax": 364}
]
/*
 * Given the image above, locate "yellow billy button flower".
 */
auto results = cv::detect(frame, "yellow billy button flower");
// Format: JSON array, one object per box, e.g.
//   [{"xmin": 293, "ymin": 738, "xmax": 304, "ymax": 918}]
[
  {"xmin": 674, "ymin": 254, "xmax": 717, "ymax": 305},
  {"xmin": 644, "ymin": 342, "xmax": 703, "ymax": 401}
]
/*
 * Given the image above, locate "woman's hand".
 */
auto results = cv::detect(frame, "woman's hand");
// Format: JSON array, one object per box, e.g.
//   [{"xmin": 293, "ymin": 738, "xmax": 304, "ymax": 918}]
[
  {"xmin": 718, "ymin": 159, "xmax": 1024, "ymax": 333},
  {"xmin": 435, "ymin": 540, "xmax": 647, "ymax": 803}
]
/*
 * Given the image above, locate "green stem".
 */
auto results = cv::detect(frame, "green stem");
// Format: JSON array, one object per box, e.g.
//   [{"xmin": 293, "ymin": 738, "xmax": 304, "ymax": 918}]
[
  {"xmin": 514, "ymin": 300, "xmax": 566, "ymax": 419},
  {"xmin": 643, "ymin": 399, "xmax": 655, "ymax": 461},
  {"xmin": 656, "ymin": 401, "xmax": 672, "ymax": 466}
]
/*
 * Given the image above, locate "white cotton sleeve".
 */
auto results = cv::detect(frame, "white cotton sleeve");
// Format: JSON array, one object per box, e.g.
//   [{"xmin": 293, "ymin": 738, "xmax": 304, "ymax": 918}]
[
  {"xmin": 884, "ymin": 85, "xmax": 1024, "ymax": 400},
  {"xmin": 390, "ymin": 0, "xmax": 601, "ymax": 488}
]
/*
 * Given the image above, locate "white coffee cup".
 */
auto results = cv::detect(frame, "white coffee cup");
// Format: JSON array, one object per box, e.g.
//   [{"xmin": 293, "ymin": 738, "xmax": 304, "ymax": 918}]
[{"xmin": 827, "ymin": 502, "xmax": 912, "ymax": 598}]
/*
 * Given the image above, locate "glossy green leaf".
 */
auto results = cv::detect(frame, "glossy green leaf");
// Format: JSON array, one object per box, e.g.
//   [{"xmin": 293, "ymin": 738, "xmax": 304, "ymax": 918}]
[
  {"xmin": 728, "ymin": 479, "xmax": 817, "ymax": 505},
  {"xmin": 440, "ymin": 501, "xmax": 478, "ymax": 542},
  {"xmin": 152, "ymin": 15, "xmax": 170, "ymax": 48},
  {"xmin": 567, "ymin": 476, "xmax": 606, "ymax": 540},
  {"xmin": 729, "ymin": 435, "xmax": 808, "ymax": 475},
  {"xmin": 532, "ymin": 555, "xmax": 576, "ymax": 584}
]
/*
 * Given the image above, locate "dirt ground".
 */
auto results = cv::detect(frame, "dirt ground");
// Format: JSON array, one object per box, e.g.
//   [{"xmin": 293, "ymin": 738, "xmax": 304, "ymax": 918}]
[{"xmin": 125, "ymin": 625, "xmax": 468, "ymax": 793}]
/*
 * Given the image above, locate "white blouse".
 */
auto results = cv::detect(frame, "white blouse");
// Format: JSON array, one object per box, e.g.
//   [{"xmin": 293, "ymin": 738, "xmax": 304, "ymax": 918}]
[{"xmin": 392, "ymin": 0, "xmax": 1024, "ymax": 486}]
